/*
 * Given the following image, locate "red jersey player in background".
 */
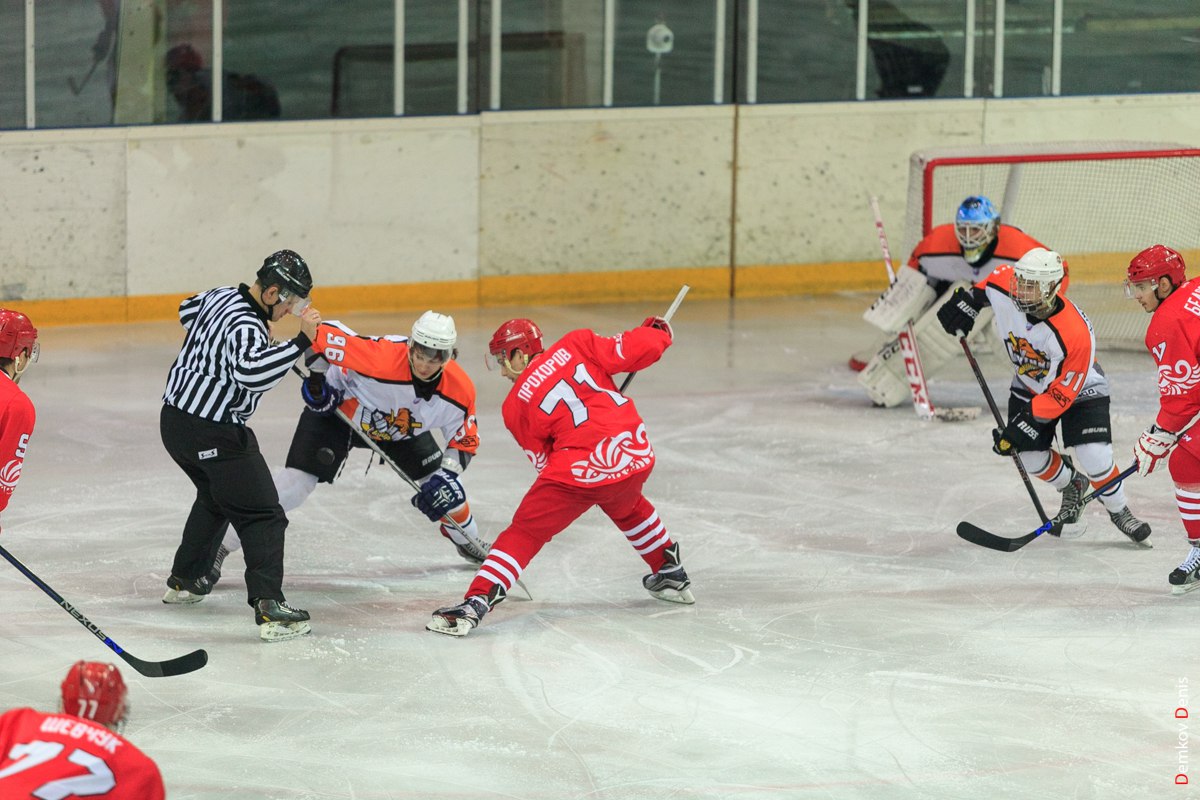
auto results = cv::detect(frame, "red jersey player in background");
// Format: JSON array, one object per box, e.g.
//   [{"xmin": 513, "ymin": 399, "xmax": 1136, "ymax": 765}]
[
  {"xmin": 0, "ymin": 309, "xmax": 38, "ymax": 532},
  {"xmin": 857, "ymin": 195, "xmax": 1050, "ymax": 407},
  {"xmin": 937, "ymin": 247, "xmax": 1150, "ymax": 544},
  {"xmin": 0, "ymin": 661, "xmax": 165, "ymax": 798},
  {"xmin": 426, "ymin": 316, "xmax": 694, "ymax": 636},
  {"xmin": 1125, "ymin": 245, "xmax": 1200, "ymax": 593}
]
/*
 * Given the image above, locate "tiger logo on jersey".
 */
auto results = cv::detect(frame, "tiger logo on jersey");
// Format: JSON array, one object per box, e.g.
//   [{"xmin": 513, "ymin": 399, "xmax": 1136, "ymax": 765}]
[
  {"xmin": 1005, "ymin": 332, "xmax": 1050, "ymax": 381},
  {"xmin": 362, "ymin": 407, "xmax": 423, "ymax": 440},
  {"xmin": 1158, "ymin": 359, "xmax": 1200, "ymax": 396}
]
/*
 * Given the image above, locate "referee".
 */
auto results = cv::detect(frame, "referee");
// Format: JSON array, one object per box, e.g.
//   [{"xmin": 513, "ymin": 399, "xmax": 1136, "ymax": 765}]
[{"xmin": 159, "ymin": 249, "xmax": 322, "ymax": 643}]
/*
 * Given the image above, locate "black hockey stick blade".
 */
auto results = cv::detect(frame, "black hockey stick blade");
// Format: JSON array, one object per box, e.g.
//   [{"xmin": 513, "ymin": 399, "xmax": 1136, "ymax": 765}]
[
  {"xmin": 957, "ymin": 519, "xmax": 1058, "ymax": 552},
  {"xmin": 0, "ymin": 544, "xmax": 208, "ymax": 678}
]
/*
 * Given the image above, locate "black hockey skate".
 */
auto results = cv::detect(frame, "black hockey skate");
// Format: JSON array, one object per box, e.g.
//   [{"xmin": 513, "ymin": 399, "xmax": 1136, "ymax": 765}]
[
  {"xmin": 207, "ymin": 544, "xmax": 230, "ymax": 587},
  {"xmin": 441, "ymin": 526, "xmax": 490, "ymax": 565},
  {"xmin": 162, "ymin": 574, "xmax": 212, "ymax": 605},
  {"xmin": 1169, "ymin": 546, "xmax": 1200, "ymax": 595},
  {"xmin": 643, "ymin": 543, "xmax": 695, "ymax": 605},
  {"xmin": 1056, "ymin": 471, "xmax": 1088, "ymax": 525},
  {"xmin": 253, "ymin": 598, "xmax": 312, "ymax": 642},
  {"xmin": 1108, "ymin": 507, "xmax": 1152, "ymax": 548},
  {"xmin": 426, "ymin": 584, "xmax": 506, "ymax": 637}
]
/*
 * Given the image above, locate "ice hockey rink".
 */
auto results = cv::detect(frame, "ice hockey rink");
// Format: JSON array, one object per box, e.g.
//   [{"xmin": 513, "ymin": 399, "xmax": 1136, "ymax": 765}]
[{"xmin": 0, "ymin": 292, "xmax": 1189, "ymax": 799}]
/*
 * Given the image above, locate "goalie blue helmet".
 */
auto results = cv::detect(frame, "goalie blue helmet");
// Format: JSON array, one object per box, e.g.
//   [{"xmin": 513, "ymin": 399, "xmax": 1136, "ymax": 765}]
[{"xmin": 955, "ymin": 196, "xmax": 1000, "ymax": 264}]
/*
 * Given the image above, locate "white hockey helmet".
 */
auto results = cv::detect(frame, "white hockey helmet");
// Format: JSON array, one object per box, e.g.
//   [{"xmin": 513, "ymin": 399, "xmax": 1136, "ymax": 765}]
[
  {"xmin": 410, "ymin": 310, "xmax": 458, "ymax": 365},
  {"xmin": 1011, "ymin": 247, "xmax": 1064, "ymax": 315}
]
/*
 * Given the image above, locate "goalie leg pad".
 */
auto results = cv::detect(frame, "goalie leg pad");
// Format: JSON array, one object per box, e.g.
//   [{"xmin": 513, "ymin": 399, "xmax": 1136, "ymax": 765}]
[
  {"xmin": 863, "ymin": 267, "xmax": 937, "ymax": 334},
  {"xmin": 857, "ymin": 338, "xmax": 912, "ymax": 408}
]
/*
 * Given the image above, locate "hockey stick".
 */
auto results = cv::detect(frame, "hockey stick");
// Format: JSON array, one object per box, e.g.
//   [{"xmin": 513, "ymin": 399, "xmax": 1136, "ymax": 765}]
[
  {"xmin": 959, "ymin": 336, "xmax": 1054, "ymax": 528},
  {"xmin": 292, "ymin": 363, "xmax": 531, "ymax": 599},
  {"xmin": 618, "ymin": 284, "xmax": 690, "ymax": 394},
  {"xmin": 869, "ymin": 196, "xmax": 978, "ymax": 423},
  {"xmin": 0, "ymin": 544, "xmax": 208, "ymax": 678},
  {"xmin": 958, "ymin": 463, "xmax": 1139, "ymax": 552}
]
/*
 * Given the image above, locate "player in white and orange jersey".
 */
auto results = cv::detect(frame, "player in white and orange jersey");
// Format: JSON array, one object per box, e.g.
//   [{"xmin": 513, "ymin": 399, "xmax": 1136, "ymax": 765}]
[
  {"xmin": 426, "ymin": 316, "xmax": 693, "ymax": 637},
  {"xmin": 0, "ymin": 661, "xmax": 165, "ymax": 799},
  {"xmin": 1125, "ymin": 246, "xmax": 1200, "ymax": 592},
  {"xmin": 938, "ymin": 247, "xmax": 1151, "ymax": 545},
  {"xmin": 857, "ymin": 196, "xmax": 1053, "ymax": 407},
  {"xmin": 0, "ymin": 309, "xmax": 38, "ymax": 533},
  {"xmin": 206, "ymin": 311, "xmax": 486, "ymax": 580}
]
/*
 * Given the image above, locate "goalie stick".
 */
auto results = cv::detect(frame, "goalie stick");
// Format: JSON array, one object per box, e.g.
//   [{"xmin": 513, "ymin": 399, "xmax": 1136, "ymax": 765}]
[
  {"xmin": 0, "ymin": 544, "xmax": 208, "ymax": 678},
  {"xmin": 959, "ymin": 336, "xmax": 1054, "ymax": 528},
  {"xmin": 958, "ymin": 463, "xmax": 1139, "ymax": 552},
  {"xmin": 292, "ymin": 362, "xmax": 532, "ymax": 599},
  {"xmin": 619, "ymin": 284, "xmax": 689, "ymax": 393},
  {"xmin": 869, "ymin": 196, "xmax": 979, "ymax": 423}
]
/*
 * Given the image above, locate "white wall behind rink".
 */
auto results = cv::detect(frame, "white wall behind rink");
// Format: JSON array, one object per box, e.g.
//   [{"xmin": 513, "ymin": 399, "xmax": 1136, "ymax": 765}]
[{"xmin": 0, "ymin": 93, "xmax": 1197, "ymax": 314}]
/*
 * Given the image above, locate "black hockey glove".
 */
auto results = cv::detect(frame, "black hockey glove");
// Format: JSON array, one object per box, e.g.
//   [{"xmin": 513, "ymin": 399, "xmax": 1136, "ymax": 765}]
[
  {"xmin": 992, "ymin": 409, "xmax": 1044, "ymax": 455},
  {"xmin": 936, "ymin": 287, "xmax": 986, "ymax": 338},
  {"xmin": 300, "ymin": 371, "xmax": 343, "ymax": 415},
  {"xmin": 412, "ymin": 470, "xmax": 466, "ymax": 521}
]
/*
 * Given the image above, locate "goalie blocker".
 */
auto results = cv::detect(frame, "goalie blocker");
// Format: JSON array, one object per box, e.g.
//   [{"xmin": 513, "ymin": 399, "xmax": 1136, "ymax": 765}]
[{"xmin": 858, "ymin": 280, "xmax": 993, "ymax": 407}]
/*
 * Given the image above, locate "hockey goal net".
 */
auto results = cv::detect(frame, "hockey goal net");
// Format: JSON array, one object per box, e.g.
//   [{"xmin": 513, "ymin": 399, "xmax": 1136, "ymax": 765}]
[{"xmin": 903, "ymin": 142, "xmax": 1200, "ymax": 349}]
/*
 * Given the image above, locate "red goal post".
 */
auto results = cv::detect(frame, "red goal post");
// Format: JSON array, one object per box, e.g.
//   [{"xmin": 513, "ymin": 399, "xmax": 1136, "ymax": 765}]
[{"xmin": 903, "ymin": 142, "xmax": 1200, "ymax": 348}]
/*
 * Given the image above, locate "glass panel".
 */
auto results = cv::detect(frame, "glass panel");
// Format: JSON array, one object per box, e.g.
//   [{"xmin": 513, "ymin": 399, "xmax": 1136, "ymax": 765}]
[
  {"xmin": 481, "ymin": 1, "xmax": 595, "ymax": 110},
  {"xmin": 0, "ymin": 0, "xmax": 24, "ymax": 129},
  {"xmin": 612, "ymin": 0, "xmax": 726, "ymax": 107},
  {"xmin": 994, "ymin": 0, "xmax": 1053, "ymax": 98},
  {"xmin": 404, "ymin": 0, "xmax": 477, "ymax": 116},
  {"xmin": 1063, "ymin": 0, "xmax": 1200, "ymax": 95},
  {"xmin": 863, "ymin": 1, "xmax": 964, "ymax": 100},
  {"xmin": 755, "ymin": 0, "xmax": 858, "ymax": 102},
  {"xmin": 35, "ymin": 0, "xmax": 118, "ymax": 128},
  {"xmin": 223, "ymin": 0, "xmax": 392, "ymax": 122}
]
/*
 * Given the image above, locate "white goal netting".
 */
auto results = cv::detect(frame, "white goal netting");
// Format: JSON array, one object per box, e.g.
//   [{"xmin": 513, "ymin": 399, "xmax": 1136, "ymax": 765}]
[{"xmin": 904, "ymin": 141, "xmax": 1200, "ymax": 349}]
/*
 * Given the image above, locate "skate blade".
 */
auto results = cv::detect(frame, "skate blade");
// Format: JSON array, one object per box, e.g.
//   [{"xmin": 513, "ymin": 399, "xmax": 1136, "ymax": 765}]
[
  {"xmin": 259, "ymin": 621, "xmax": 312, "ymax": 642},
  {"xmin": 648, "ymin": 586, "xmax": 696, "ymax": 605},
  {"xmin": 1057, "ymin": 521, "xmax": 1087, "ymax": 540},
  {"xmin": 426, "ymin": 615, "xmax": 473, "ymax": 636},
  {"xmin": 162, "ymin": 588, "xmax": 204, "ymax": 605},
  {"xmin": 1128, "ymin": 536, "xmax": 1153, "ymax": 549},
  {"xmin": 1172, "ymin": 582, "xmax": 1200, "ymax": 596}
]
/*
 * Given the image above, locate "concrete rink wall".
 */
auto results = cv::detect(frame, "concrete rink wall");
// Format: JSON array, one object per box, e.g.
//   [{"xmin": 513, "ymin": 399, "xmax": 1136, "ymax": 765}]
[{"xmin": 0, "ymin": 296, "xmax": 1186, "ymax": 798}]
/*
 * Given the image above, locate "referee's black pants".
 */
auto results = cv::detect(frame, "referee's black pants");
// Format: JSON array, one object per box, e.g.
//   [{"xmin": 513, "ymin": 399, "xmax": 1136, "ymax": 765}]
[{"xmin": 160, "ymin": 404, "xmax": 288, "ymax": 606}]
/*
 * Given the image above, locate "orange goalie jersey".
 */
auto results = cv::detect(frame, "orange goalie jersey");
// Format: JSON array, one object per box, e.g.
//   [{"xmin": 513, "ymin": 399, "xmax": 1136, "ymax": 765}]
[
  {"xmin": 976, "ymin": 263, "xmax": 1107, "ymax": 421},
  {"xmin": 311, "ymin": 321, "xmax": 479, "ymax": 459}
]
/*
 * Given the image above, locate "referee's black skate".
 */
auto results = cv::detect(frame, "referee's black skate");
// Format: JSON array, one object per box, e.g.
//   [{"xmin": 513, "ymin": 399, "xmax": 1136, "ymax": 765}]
[
  {"xmin": 1170, "ymin": 545, "xmax": 1200, "ymax": 595},
  {"xmin": 253, "ymin": 598, "xmax": 312, "ymax": 642},
  {"xmin": 1108, "ymin": 507, "xmax": 1152, "ymax": 548},
  {"xmin": 162, "ymin": 574, "xmax": 212, "ymax": 605},
  {"xmin": 643, "ymin": 544, "xmax": 695, "ymax": 605}
]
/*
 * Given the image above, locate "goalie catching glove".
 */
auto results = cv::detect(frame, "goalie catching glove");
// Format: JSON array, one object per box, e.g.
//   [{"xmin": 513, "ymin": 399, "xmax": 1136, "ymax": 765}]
[
  {"xmin": 937, "ymin": 286, "xmax": 986, "ymax": 338},
  {"xmin": 992, "ymin": 409, "xmax": 1045, "ymax": 455},
  {"xmin": 412, "ymin": 470, "xmax": 466, "ymax": 521},
  {"xmin": 1134, "ymin": 425, "xmax": 1178, "ymax": 476}
]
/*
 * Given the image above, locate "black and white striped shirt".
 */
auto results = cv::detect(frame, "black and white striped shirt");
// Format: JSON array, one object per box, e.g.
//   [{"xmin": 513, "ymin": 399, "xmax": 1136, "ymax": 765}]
[{"xmin": 162, "ymin": 284, "xmax": 311, "ymax": 424}]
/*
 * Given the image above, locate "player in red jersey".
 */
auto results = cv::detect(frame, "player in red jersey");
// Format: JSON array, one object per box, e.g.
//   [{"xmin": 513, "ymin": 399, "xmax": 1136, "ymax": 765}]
[
  {"xmin": 0, "ymin": 661, "xmax": 165, "ymax": 799},
  {"xmin": 426, "ymin": 316, "xmax": 694, "ymax": 636},
  {"xmin": 0, "ymin": 309, "xmax": 38, "ymax": 530},
  {"xmin": 857, "ymin": 196, "xmax": 1052, "ymax": 407},
  {"xmin": 1125, "ymin": 246, "xmax": 1200, "ymax": 592},
  {"xmin": 938, "ymin": 247, "xmax": 1149, "ymax": 545}
]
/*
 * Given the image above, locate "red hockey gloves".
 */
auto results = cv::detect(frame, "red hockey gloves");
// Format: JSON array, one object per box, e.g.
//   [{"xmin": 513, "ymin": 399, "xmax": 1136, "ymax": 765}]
[
  {"xmin": 1134, "ymin": 425, "xmax": 1178, "ymax": 476},
  {"xmin": 937, "ymin": 287, "xmax": 985, "ymax": 338},
  {"xmin": 642, "ymin": 315, "xmax": 673, "ymax": 342},
  {"xmin": 300, "ymin": 371, "xmax": 343, "ymax": 415},
  {"xmin": 992, "ymin": 409, "xmax": 1044, "ymax": 455},
  {"xmin": 412, "ymin": 470, "xmax": 466, "ymax": 521}
]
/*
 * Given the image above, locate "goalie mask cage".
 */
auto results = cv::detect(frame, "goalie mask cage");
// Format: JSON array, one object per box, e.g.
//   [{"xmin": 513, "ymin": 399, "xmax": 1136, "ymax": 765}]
[{"xmin": 903, "ymin": 142, "xmax": 1200, "ymax": 348}]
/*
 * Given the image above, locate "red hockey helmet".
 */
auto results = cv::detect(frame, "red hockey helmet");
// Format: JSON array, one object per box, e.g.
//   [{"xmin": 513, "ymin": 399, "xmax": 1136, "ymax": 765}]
[
  {"xmin": 1127, "ymin": 244, "xmax": 1186, "ymax": 288},
  {"xmin": 487, "ymin": 318, "xmax": 543, "ymax": 370},
  {"xmin": 61, "ymin": 661, "xmax": 128, "ymax": 730},
  {"xmin": 0, "ymin": 309, "xmax": 38, "ymax": 361}
]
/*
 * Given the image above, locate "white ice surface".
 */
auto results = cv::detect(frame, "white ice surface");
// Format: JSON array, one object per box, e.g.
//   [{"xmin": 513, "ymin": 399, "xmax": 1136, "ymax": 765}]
[{"xmin": 0, "ymin": 294, "xmax": 1187, "ymax": 799}]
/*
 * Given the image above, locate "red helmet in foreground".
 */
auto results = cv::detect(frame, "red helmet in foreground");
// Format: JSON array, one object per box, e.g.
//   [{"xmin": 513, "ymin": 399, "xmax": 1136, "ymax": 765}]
[
  {"xmin": 1128, "ymin": 244, "xmax": 1186, "ymax": 288},
  {"xmin": 61, "ymin": 661, "xmax": 128, "ymax": 730},
  {"xmin": 0, "ymin": 309, "xmax": 38, "ymax": 361},
  {"xmin": 488, "ymin": 318, "xmax": 544, "ymax": 366}
]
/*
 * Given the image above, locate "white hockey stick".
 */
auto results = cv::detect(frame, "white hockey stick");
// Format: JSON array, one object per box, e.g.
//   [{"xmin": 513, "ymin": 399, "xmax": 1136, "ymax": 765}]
[
  {"xmin": 869, "ymin": 196, "xmax": 979, "ymax": 423},
  {"xmin": 619, "ymin": 284, "xmax": 689, "ymax": 393}
]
